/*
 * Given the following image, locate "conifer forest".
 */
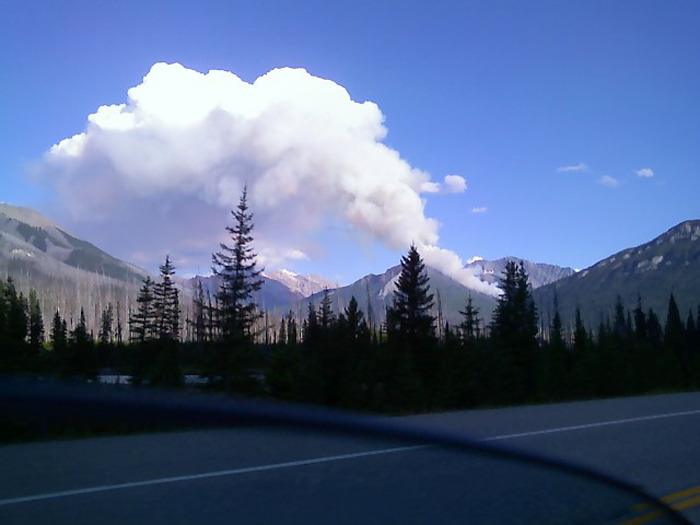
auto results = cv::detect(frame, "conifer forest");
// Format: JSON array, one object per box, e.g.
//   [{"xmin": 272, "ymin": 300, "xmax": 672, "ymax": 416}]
[{"xmin": 2, "ymin": 188, "xmax": 699, "ymax": 414}]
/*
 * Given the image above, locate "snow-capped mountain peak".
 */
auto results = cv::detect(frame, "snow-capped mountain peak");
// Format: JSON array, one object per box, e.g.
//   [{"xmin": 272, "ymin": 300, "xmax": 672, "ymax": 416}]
[{"xmin": 265, "ymin": 269, "xmax": 335, "ymax": 297}]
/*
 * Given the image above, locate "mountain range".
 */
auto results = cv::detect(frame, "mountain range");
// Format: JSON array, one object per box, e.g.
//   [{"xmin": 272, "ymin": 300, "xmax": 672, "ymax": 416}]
[
  {"xmin": 534, "ymin": 220, "xmax": 700, "ymax": 328},
  {"xmin": 1, "ymin": 202, "xmax": 697, "ymax": 333},
  {"xmin": 465, "ymin": 257, "xmax": 575, "ymax": 289}
]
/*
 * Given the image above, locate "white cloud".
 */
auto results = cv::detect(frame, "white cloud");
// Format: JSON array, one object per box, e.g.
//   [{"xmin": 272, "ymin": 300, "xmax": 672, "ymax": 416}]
[
  {"xmin": 636, "ymin": 167, "xmax": 654, "ymax": 178},
  {"xmin": 443, "ymin": 174, "xmax": 467, "ymax": 193},
  {"xmin": 420, "ymin": 181, "xmax": 441, "ymax": 193},
  {"xmin": 41, "ymin": 62, "xmax": 497, "ymax": 295},
  {"xmin": 598, "ymin": 175, "xmax": 620, "ymax": 188},
  {"xmin": 556, "ymin": 163, "xmax": 588, "ymax": 173},
  {"xmin": 471, "ymin": 206, "xmax": 488, "ymax": 214}
]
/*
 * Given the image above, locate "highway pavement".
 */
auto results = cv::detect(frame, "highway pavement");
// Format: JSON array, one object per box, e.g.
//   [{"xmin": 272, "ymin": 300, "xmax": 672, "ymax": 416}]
[{"xmin": 2, "ymin": 392, "xmax": 700, "ymax": 524}]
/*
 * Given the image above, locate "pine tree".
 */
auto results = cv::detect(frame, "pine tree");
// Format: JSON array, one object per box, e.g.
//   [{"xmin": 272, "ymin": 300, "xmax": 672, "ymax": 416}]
[
  {"xmin": 4, "ymin": 280, "xmax": 28, "ymax": 346},
  {"xmin": 613, "ymin": 295, "xmax": 628, "ymax": 338},
  {"xmin": 278, "ymin": 315, "xmax": 287, "ymax": 345},
  {"xmin": 51, "ymin": 310, "xmax": 67, "ymax": 355},
  {"xmin": 71, "ymin": 308, "xmax": 91, "ymax": 346},
  {"xmin": 305, "ymin": 302, "xmax": 319, "ymax": 342},
  {"xmin": 287, "ymin": 312, "xmax": 298, "ymax": 345},
  {"xmin": 388, "ymin": 244, "xmax": 435, "ymax": 342},
  {"xmin": 212, "ymin": 186, "xmax": 264, "ymax": 342},
  {"xmin": 70, "ymin": 308, "xmax": 96, "ymax": 379},
  {"xmin": 492, "ymin": 262, "xmax": 538, "ymax": 347},
  {"xmin": 490, "ymin": 261, "xmax": 539, "ymax": 402},
  {"xmin": 386, "ymin": 244, "xmax": 435, "ymax": 404},
  {"xmin": 99, "ymin": 303, "xmax": 114, "ymax": 345},
  {"xmin": 573, "ymin": 307, "xmax": 588, "ymax": 351},
  {"xmin": 633, "ymin": 296, "xmax": 648, "ymax": 340},
  {"xmin": 130, "ymin": 277, "xmax": 156, "ymax": 343},
  {"xmin": 665, "ymin": 293, "xmax": 687, "ymax": 385},
  {"xmin": 686, "ymin": 310, "xmax": 696, "ymax": 337},
  {"xmin": 647, "ymin": 308, "xmax": 663, "ymax": 347},
  {"xmin": 571, "ymin": 306, "xmax": 592, "ymax": 397},
  {"xmin": 546, "ymin": 294, "xmax": 568, "ymax": 399},
  {"xmin": 171, "ymin": 289, "xmax": 180, "ymax": 341},
  {"xmin": 318, "ymin": 288, "xmax": 335, "ymax": 329},
  {"xmin": 345, "ymin": 296, "xmax": 364, "ymax": 341},
  {"xmin": 550, "ymin": 296, "xmax": 564, "ymax": 347},
  {"xmin": 459, "ymin": 294, "xmax": 480, "ymax": 342},
  {"xmin": 154, "ymin": 255, "xmax": 180, "ymax": 341},
  {"xmin": 28, "ymin": 289, "xmax": 44, "ymax": 353}
]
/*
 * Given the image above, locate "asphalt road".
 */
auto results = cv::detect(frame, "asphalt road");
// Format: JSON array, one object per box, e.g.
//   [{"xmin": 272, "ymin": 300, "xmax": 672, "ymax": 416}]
[{"xmin": 2, "ymin": 392, "xmax": 700, "ymax": 524}]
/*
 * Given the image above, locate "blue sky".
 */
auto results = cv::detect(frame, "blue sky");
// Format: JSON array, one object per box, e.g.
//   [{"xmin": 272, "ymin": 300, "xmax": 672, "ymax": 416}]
[{"xmin": 1, "ymin": 0, "xmax": 699, "ymax": 283}]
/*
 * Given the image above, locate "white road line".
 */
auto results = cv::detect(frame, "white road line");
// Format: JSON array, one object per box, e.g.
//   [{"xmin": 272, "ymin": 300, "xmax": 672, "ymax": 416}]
[
  {"xmin": 2, "ymin": 407, "xmax": 700, "ymax": 507},
  {"xmin": 0, "ymin": 445, "xmax": 427, "ymax": 507},
  {"xmin": 483, "ymin": 408, "xmax": 700, "ymax": 441}
]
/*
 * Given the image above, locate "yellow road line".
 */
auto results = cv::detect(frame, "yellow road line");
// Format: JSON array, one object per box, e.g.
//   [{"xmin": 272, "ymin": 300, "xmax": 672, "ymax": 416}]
[
  {"xmin": 625, "ymin": 489, "xmax": 700, "ymax": 524},
  {"xmin": 632, "ymin": 485, "xmax": 700, "ymax": 512},
  {"xmin": 672, "ymin": 494, "xmax": 700, "ymax": 511}
]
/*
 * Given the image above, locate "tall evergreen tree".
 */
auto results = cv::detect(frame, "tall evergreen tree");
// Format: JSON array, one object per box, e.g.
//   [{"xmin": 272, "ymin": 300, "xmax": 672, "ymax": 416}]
[
  {"xmin": 212, "ymin": 186, "xmax": 264, "ymax": 342},
  {"xmin": 459, "ymin": 294, "xmax": 480, "ymax": 342},
  {"xmin": 545, "ymin": 294, "xmax": 568, "ymax": 399},
  {"xmin": 388, "ymin": 244, "xmax": 435, "ymax": 342},
  {"xmin": 287, "ymin": 312, "xmax": 298, "ymax": 345},
  {"xmin": 385, "ymin": 244, "xmax": 435, "ymax": 405},
  {"xmin": 70, "ymin": 308, "xmax": 96, "ymax": 379},
  {"xmin": 27, "ymin": 289, "xmax": 44, "ymax": 353},
  {"xmin": 686, "ymin": 310, "xmax": 696, "ymax": 337},
  {"xmin": 51, "ymin": 310, "xmax": 67, "ymax": 353},
  {"xmin": 154, "ymin": 255, "xmax": 180, "ymax": 341},
  {"xmin": 318, "ymin": 288, "xmax": 335, "ymax": 329},
  {"xmin": 99, "ymin": 303, "xmax": 114, "ymax": 345},
  {"xmin": 277, "ymin": 316, "xmax": 287, "ymax": 346},
  {"xmin": 647, "ymin": 308, "xmax": 663, "ymax": 347},
  {"xmin": 665, "ymin": 293, "xmax": 687, "ymax": 385},
  {"xmin": 490, "ymin": 261, "xmax": 539, "ymax": 402},
  {"xmin": 573, "ymin": 307, "xmax": 588, "ymax": 351},
  {"xmin": 345, "ymin": 296, "xmax": 364, "ymax": 341},
  {"xmin": 130, "ymin": 277, "xmax": 156, "ymax": 343},
  {"xmin": 171, "ymin": 289, "xmax": 180, "ymax": 341},
  {"xmin": 633, "ymin": 296, "xmax": 648, "ymax": 340},
  {"xmin": 550, "ymin": 296, "xmax": 564, "ymax": 346},
  {"xmin": 5, "ymin": 280, "xmax": 28, "ymax": 345},
  {"xmin": 305, "ymin": 302, "xmax": 319, "ymax": 342},
  {"xmin": 613, "ymin": 295, "xmax": 628, "ymax": 338}
]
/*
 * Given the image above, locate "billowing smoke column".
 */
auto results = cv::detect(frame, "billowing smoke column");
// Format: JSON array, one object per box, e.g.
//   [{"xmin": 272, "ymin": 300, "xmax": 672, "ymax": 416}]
[{"xmin": 42, "ymin": 62, "xmax": 497, "ymax": 295}]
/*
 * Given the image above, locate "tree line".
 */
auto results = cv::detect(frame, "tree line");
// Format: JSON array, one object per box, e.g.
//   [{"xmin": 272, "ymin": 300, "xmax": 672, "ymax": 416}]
[{"xmin": 1, "ymin": 188, "xmax": 699, "ymax": 413}]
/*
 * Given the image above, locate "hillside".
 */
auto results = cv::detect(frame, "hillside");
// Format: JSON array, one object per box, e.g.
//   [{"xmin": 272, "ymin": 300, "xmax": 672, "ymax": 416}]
[
  {"xmin": 534, "ymin": 220, "xmax": 700, "ymax": 328},
  {"xmin": 0, "ymin": 203, "xmax": 148, "ymax": 330}
]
